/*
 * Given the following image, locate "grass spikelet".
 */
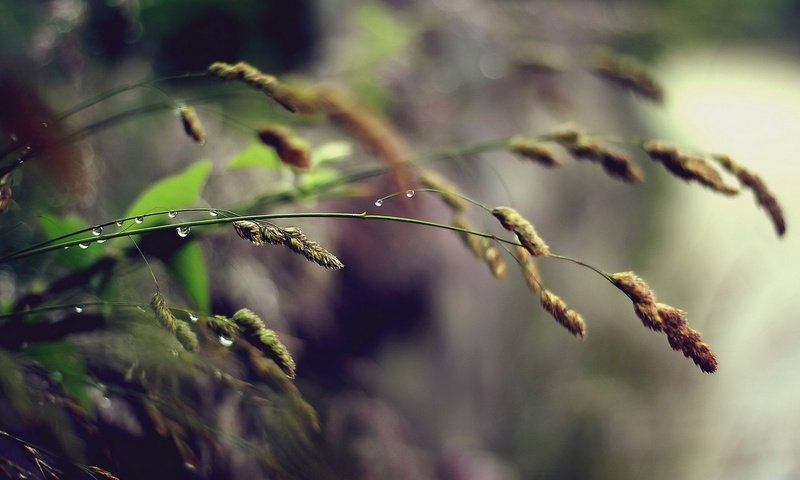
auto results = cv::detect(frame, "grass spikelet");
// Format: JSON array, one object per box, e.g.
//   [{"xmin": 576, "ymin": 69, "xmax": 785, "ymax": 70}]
[
  {"xmin": 150, "ymin": 292, "xmax": 198, "ymax": 351},
  {"xmin": 643, "ymin": 143, "xmax": 739, "ymax": 195},
  {"xmin": 491, "ymin": 206, "xmax": 550, "ymax": 257},
  {"xmin": 516, "ymin": 246, "xmax": 542, "ymax": 293},
  {"xmin": 554, "ymin": 127, "xmax": 643, "ymax": 182},
  {"xmin": 610, "ymin": 271, "xmax": 661, "ymax": 330},
  {"xmin": 257, "ymin": 126, "xmax": 311, "ymax": 171},
  {"xmin": 205, "ymin": 314, "xmax": 238, "ymax": 340},
  {"xmin": 419, "ymin": 170, "xmax": 467, "ymax": 212},
  {"xmin": 281, "ymin": 227, "xmax": 344, "ymax": 269},
  {"xmin": 713, "ymin": 154, "xmax": 786, "ymax": 236},
  {"xmin": 508, "ymin": 136, "xmax": 559, "ymax": 167},
  {"xmin": 592, "ymin": 50, "xmax": 665, "ymax": 103},
  {"xmin": 656, "ymin": 303, "xmax": 717, "ymax": 373},
  {"xmin": 232, "ymin": 308, "xmax": 297, "ymax": 378},
  {"xmin": 177, "ymin": 104, "xmax": 205, "ymax": 145},
  {"xmin": 539, "ymin": 289, "xmax": 586, "ymax": 337},
  {"xmin": 452, "ymin": 214, "xmax": 507, "ymax": 278},
  {"xmin": 0, "ymin": 172, "xmax": 12, "ymax": 214},
  {"xmin": 233, "ymin": 220, "xmax": 265, "ymax": 245}
]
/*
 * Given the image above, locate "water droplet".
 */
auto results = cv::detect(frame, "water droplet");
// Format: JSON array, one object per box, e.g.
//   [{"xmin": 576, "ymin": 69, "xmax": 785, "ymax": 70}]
[
  {"xmin": 115, "ymin": 220, "xmax": 124, "ymax": 227},
  {"xmin": 78, "ymin": 243, "xmax": 89, "ymax": 249},
  {"xmin": 209, "ymin": 210, "xmax": 219, "ymax": 217},
  {"xmin": 74, "ymin": 305, "xmax": 83, "ymax": 313},
  {"xmin": 92, "ymin": 226, "xmax": 103, "ymax": 236},
  {"xmin": 218, "ymin": 335, "xmax": 233, "ymax": 347},
  {"xmin": 168, "ymin": 210, "xmax": 177, "ymax": 218},
  {"xmin": 63, "ymin": 246, "xmax": 70, "ymax": 250},
  {"xmin": 374, "ymin": 199, "xmax": 383, "ymax": 207},
  {"xmin": 97, "ymin": 239, "xmax": 106, "ymax": 244},
  {"xmin": 176, "ymin": 226, "xmax": 191, "ymax": 238},
  {"xmin": 188, "ymin": 313, "xmax": 198, "ymax": 323},
  {"xmin": 184, "ymin": 462, "xmax": 197, "ymax": 472},
  {"xmin": 135, "ymin": 216, "xmax": 144, "ymax": 224},
  {"xmin": 405, "ymin": 189, "xmax": 415, "ymax": 198},
  {"xmin": 136, "ymin": 306, "xmax": 146, "ymax": 313}
]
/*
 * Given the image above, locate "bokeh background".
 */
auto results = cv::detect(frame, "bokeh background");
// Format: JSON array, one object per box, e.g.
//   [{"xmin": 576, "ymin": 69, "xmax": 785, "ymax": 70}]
[{"xmin": 1, "ymin": 0, "xmax": 799, "ymax": 478}]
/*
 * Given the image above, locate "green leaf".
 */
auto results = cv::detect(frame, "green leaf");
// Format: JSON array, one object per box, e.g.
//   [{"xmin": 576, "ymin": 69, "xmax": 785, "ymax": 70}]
[
  {"xmin": 166, "ymin": 241, "xmax": 210, "ymax": 312},
  {"xmin": 228, "ymin": 142, "xmax": 283, "ymax": 171},
  {"xmin": 124, "ymin": 160, "xmax": 213, "ymax": 229},
  {"xmin": 311, "ymin": 141, "xmax": 352, "ymax": 167},
  {"xmin": 25, "ymin": 340, "xmax": 91, "ymax": 413},
  {"xmin": 299, "ymin": 167, "xmax": 340, "ymax": 191},
  {"xmin": 39, "ymin": 213, "xmax": 101, "ymax": 269}
]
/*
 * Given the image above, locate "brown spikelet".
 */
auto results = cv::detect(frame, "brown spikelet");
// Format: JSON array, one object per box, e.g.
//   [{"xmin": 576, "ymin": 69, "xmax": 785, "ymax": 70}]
[
  {"xmin": 257, "ymin": 126, "xmax": 311, "ymax": 171},
  {"xmin": 281, "ymin": 227, "xmax": 344, "ymax": 269},
  {"xmin": 318, "ymin": 89, "xmax": 414, "ymax": 193},
  {"xmin": 554, "ymin": 127, "xmax": 643, "ymax": 182},
  {"xmin": 150, "ymin": 293, "xmax": 198, "ymax": 351},
  {"xmin": 491, "ymin": 206, "xmax": 550, "ymax": 257},
  {"xmin": 643, "ymin": 143, "xmax": 739, "ymax": 195},
  {"xmin": 452, "ymin": 214, "xmax": 507, "ymax": 278},
  {"xmin": 592, "ymin": 50, "xmax": 665, "ymax": 103},
  {"xmin": 178, "ymin": 105, "xmax": 205, "ymax": 145},
  {"xmin": 419, "ymin": 170, "xmax": 467, "ymax": 212},
  {"xmin": 713, "ymin": 154, "xmax": 786, "ymax": 236},
  {"xmin": 232, "ymin": 308, "xmax": 297, "ymax": 378},
  {"xmin": 508, "ymin": 136, "xmax": 559, "ymax": 167},
  {"xmin": 610, "ymin": 271, "xmax": 661, "ymax": 330},
  {"xmin": 539, "ymin": 289, "xmax": 586, "ymax": 337},
  {"xmin": 516, "ymin": 246, "xmax": 542, "ymax": 293},
  {"xmin": 656, "ymin": 303, "xmax": 717, "ymax": 373},
  {"xmin": 0, "ymin": 172, "xmax": 12, "ymax": 214},
  {"xmin": 233, "ymin": 220, "xmax": 265, "ymax": 245}
]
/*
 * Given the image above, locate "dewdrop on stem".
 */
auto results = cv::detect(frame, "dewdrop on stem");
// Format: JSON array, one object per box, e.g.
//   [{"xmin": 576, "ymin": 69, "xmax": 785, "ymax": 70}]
[
  {"xmin": 92, "ymin": 226, "xmax": 103, "ymax": 236},
  {"xmin": 209, "ymin": 210, "xmax": 219, "ymax": 217},
  {"xmin": 78, "ymin": 242, "xmax": 89, "ymax": 249},
  {"xmin": 168, "ymin": 211, "xmax": 178, "ymax": 218},
  {"xmin": 74, "ymin": 305, "xmax": 83, "ymax": 313},
  {"xmin": 374, "ymin": 199, "xmax": 383, "ymax": 207},
  {"xmin": 176, "ymin": 226, "xmax": 191, "ymax": 237},
  {"xmin": 405, "ymin": 189, "xmax": 415, "ymax": 198},
  {"xmin": 218, "ymin": 335, "xmax": 234, "ymax": 347},
  {"xmin": 188, "ymin": 313, "xmax": 198, "ymax": 323},
  {"xmin": 135, "ymin": 216, "xmax": 144, "ymax": 224}
]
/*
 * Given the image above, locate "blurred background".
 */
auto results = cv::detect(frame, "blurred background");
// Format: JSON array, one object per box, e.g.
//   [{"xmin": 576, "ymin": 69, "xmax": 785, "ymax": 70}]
[{"xmin": 1, "ymin": 0, "xmax": 799, "ymax": 479}]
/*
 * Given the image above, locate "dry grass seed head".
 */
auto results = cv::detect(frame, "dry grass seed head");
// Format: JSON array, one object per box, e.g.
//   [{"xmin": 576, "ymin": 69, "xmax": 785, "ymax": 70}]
[
  {"xmin": 508, "ymin": 136, "xmax": 560, "ymax": 167},
  {"xmin": 656, "ymin": 303, "xmax": 717, "ymax": 373},
  {"xmin": 713, "ymin": 154, "xmax": 786, "ymax": 236},
  {"xmin": 540, "ymin": 289, "xmax": 586, "ymax": 337},
  {"xmin": 281, "ymin": 227, "xmax": 344, "ymax": 269},
  {"xmin": 233, "ymin": 220, "xmax": 265, "ymax": 245},
  {"xmin": 491, "ymin": 206, "xmax": 550, "ymax": 257},
  {"xmin": 516, "ymin": 245, "xmax": 542, "ymax": 293},
  {"xmin": 178, "ymin": 105, "xmax": 205, "ymax": 145},
  {"xmin": 232, "ymin": 308, "xmax": 297, "ymax": 378},
  {"xmin": 257, "ymin": 127, "xmax": 311, "ymax": 171},
  {"xmin": 643, "ymin": 143, "xmax": 739, "ymax": 195},
  {"xmin": 610, "ymin": 271, "xmax": 661, "ymax": 330},
  {"xmin": 452, "ymin": 214, "xmax": 507, "ymax": 278},
  {"xmin": 553, "ymin": 126, "xmax": 643, "ymax": 182},
  {"xmin": 591, "ymin": 51, "xmax": 665, "ymax": 103}
]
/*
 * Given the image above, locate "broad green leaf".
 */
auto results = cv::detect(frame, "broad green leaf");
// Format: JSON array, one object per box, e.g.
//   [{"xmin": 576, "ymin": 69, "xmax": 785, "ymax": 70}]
[
  {"xmin": 124, "ymin": 160, "xmax": 213, "ymax": 229},
  {"xmin": 311, "ymin": 141, "xmax": 352, "ymax": 167},
  {"xmin": 300, "ymin": 167, "xmax": 340, "ymax": 191},
  {"xmin": 228, "ymin": 142, "xmax": 283, "ymax": 171},
  {"xmin": 40, "ymin": 213, "xmax": 101, "ymax": 269},
  {"xmin": 166, "ymin": 241, "xmax": 210, "ymax": 312},
  {"xmin": 25, "ymin": 340, "xmax": 91, "ymax": 413}
]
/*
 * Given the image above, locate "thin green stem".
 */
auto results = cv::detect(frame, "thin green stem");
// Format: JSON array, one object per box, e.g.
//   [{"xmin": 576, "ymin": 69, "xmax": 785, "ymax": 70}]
[{"xmin": 547, "ymin": 253, "xmax": 614, "ymax": 283}]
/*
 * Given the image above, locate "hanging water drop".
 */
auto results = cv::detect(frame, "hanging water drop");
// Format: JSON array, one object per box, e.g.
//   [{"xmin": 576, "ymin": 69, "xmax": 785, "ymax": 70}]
[
  {"xmin": 74, "ymin": 305, "xmax": 83, "ymax": 313},
  {"xmin": 92, "ymin": 226, "xmax": 103, "ymax": 236},
  {"xmin": 405, "ymin": 189, "xmax": 415, "ymax": 198},
  {"xmin": 176, "ymin": 226, "xmax": 191, "ymax": 237},
  {"xmin": 64, "ymin": 245, "xmax": 70, "ymax": 250},
  {"xmin": 184, "ymin": 462, "xmax": 197, "ymax": 472},
  {"xmin": 135, "ymin": 216, "xmax": 144, "ymax": 224},
  {"xmin": 188, "ymin": 313, "xmax": 199, "ymax": 323},
  {"xmin": 218, "ymin": 335, "xmax": 233, "ymax": 347},
  {"xmin": 78, "ymin": 243, "xmax": 89, "ymax": 249},
  {"xmin": 97, "ymin": 239, "xmax": 106, "ymax": 244},
  {"xmin": 374, "ymin": 199, "xmax": 383, "ymax": 207},
  {"xmin": 209, "ymin": 210, "xmax": 219, "ymax": 217},
  {"xmin": 168, "ymin": 210, "xmax": 178, "ymax": 218},
  {"xmin": 115, "ymin": 220, "xmax": 124, "ymax": 227}
]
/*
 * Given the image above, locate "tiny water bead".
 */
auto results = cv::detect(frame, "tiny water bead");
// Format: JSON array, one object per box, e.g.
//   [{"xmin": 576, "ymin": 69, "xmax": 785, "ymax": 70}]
[
  {"xmin": 168, "ymin": 210, "xmax": 178, "ymax": 218},
  {"xmin": 92, "ymin": 226, "xmax": 103, "ymax": 236},
  {"xmin": 74, "ymin": 305, "xmax": 83, "ymax": 313},
  {"xmin": 218, "ymin": 335, "xmax": 233, "ymax": 347},
  {"xmin": 64, "ymin": 245, "xmax": 70, "ymax": 250},
  {"xmin": 374, "ymin": 199, "xmax": 383, "ymax": 207},
  {"xmin": 405, "ymin": 189, "xmax": 415, "ymax": 198},
  {"xmin": 115, "ymin": 220, "xmax": 124, "ymax": 227},
  {"xmin": 209, "ymin": 210, "xmax": 219, "ymax": 217},
  {"xmin": 188, "ymin": 313, "xmax": 199, "ymax": 323},
  {"xmin": 78, "ymin": 243, "xmax": 89, "ymax": 249},
  {"xmin": 97, "ymin": 239, "xmax": 106, "ymax": 244},
  {"xmin": 176, "ymin": 226, "xmax": 191, "ymax": 237},
  {"xmin": 135, "ymin": 216, "xmax": 144, "ymax": 224}
]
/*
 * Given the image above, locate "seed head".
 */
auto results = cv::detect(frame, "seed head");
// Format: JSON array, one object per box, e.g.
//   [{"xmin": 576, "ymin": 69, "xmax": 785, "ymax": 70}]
[
  {"xmin": 592, "ymin": 51, "xmax": 665, "ymax": 104},
  {"xmin": 540, "ymin": 289, "xmax": 586, "ymax": 337},
  {"xmin": 491, "ymin": 206, "xmax": 550, "ymax": 257},
  {"xmin": 643, "ymin": 143, "xmax": 738, "ymax": 195},
  {"xmin": 610, "ymin": 271, "xmax": 661, "ymax": 330},
  {"xmin": 419, "ymin": 170, "xmax": 467, "ymax": 212},
  {"xmin": 150, "ymin": 292, "xmax": 198, "ymax": 351},
  {"xmin": 257, "ymin": 126, "xmax": 311, "ymax": 171},
  {"xmin": 452, "ymin": 214, "xmax": 507, "ymax": 279},
  {"xmin": 508, "ymin": 136, "xmax": 559, "ymax": 167},
  {"xmin": 656, "ymin": 303, "xmax": 717, "ymax": 373},
  {"xmin": 516, "ymin": 246, "xmax": 542, "ymax": 293},
  {"xmin": 178, "ymin": 105, "xmax": 205, "ymax": 145},
  {"xmin": 232, "ymin": 308, "xmax": 297, "ymax": 378}
]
